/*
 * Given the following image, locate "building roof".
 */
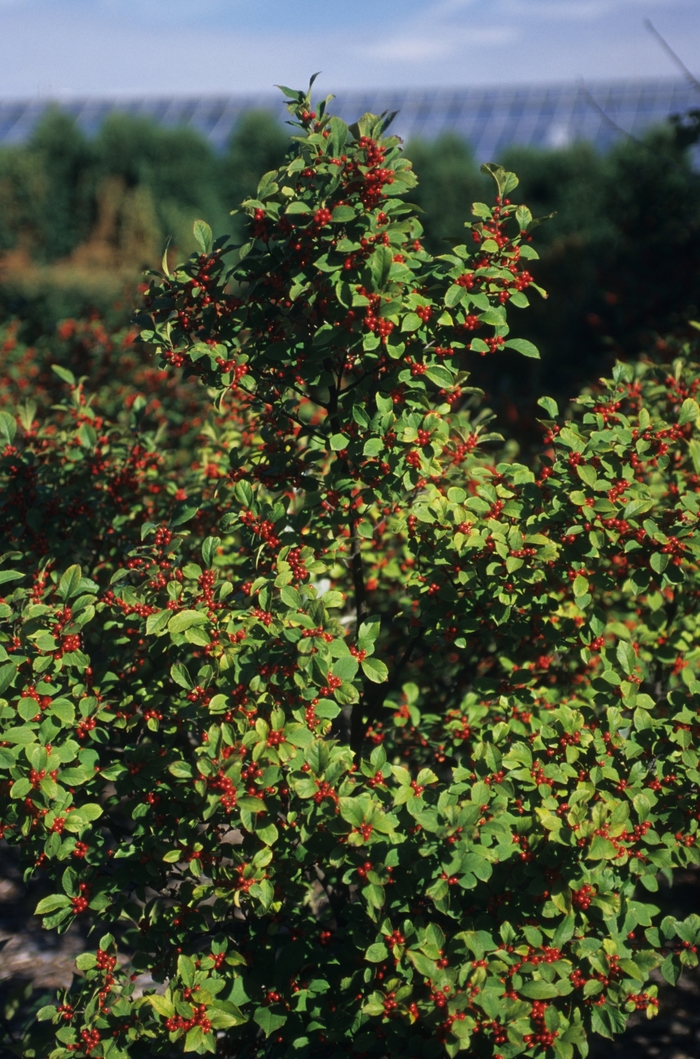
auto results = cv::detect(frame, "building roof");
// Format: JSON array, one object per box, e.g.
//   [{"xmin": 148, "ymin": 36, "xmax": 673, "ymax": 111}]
[{"xmin": 0, "ymin": 78, "xmax": 697, "ymax": 158}]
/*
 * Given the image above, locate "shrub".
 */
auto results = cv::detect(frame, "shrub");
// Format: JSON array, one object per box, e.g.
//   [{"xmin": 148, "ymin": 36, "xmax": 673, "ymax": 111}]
[{"xmin": 1, "ymin": 81, "xmax": 700, "ymax": 1059}]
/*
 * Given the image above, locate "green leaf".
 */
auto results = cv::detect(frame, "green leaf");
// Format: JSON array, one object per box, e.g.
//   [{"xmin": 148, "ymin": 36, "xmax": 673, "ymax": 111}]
[
  {"xmin": 171, "ymin": 663, "xmax": 194, "ymax": 690},
  {"xmin": 445, "ymin": 284, "xmax": 466, "ymax": 308},
  {"xmin": 339, "ymin": 797, "xmax": 368, "ymax": 827},
  {"xmin": 50, "ymin": 698, "xmax": 75, "ymax": 725},
  {"xmin": 332, "ymin": 655, "xmax": 359, "ymax": 682},
  {"xmin": 0, "ymin": 569, "xmax": 23, "ymax": 586},
  {"xmin": 0, "ymin": 410, "xmax": 17, "ymax": 444},
  {"xmin": 168, "ymin": 610, "xmax": 207, "ymax": 634},
  {"xmin": 363, "ymin": 437, "xmax": 384, "ymax": 457},
  {"xmin": 361, "ymin": 657, "xmax": 388, "ymax": 683},
  {"xmin": 661, "ymin": 954, "xmax": 681, "ymax": 985},
  {"xmin": 480, "ymin": 163, "xmax": 519, "ymax": 198},
  {"xmin": 616, "ymin": 640, "xmax": 636, "ymax": 676},
  {"xmin": 537, "ymin": 396, "xmax": 559, "ymax": 418},
  {"xmin": 146, "ymin": 609, "xmax": 170, "ymax": 635},
  {"xmin": 331, "ymin": 205, "xmax": 356, "ymax": 222},
  {"xmin": 588, "ymin": 836, "xmax": 617, "ymax": 860},
  {"xmin": 329, "ymin": 433, "xmax": 349, "ymax": 451},
  {"xmin": 573, "ymin": 575, "xmax": 589, "ymax": 597},
  {"xmin": 519, "ymin": 981, "xmax": 559, "ymax": 999},
  {"xmin": 401, "ymin": 312, "xmax": 422, "ymax": 333},
  {"xmin": 365, "ymin": 942, "xmax": 388, "ymax": 962},
  {"xmin": 253, "ymin": 1008, "xmax": 287, "ymax": 1037},
  {"xmin": 370, "ymin": 245, "xmax": 393, "ymax": 291},
  {"xmin": 193, "ymin": 219, "xmax": 213, "ymax": 255},
  {"xmin": 4, "ymin": 726, "xmax": 36, "ymax": 744},
  {"xmin": 50, "ymin": 364, "xmax": 76, "ymax": 386},
  {"xmin": 505, "ymin": 338, "xmax": 540, "ymax": 359},
  {"xmin": 285, "ymin": 200, "xmax": 311, "ymax": 214},
  {"xmin": 0, "ymin": 663, "xmax": 17, "ymax": 694},
  {"xmin": 679, "ymin": 397, "xmax": 700, "ymax": 425},
  {"xmin": 202, "ymin": 536, "xmax": 221, "ymax": 568},
  {"xmin": 148, "ymin": 994, "xmax": 175, "ymax": 1017},
  {"xmin": 35, "ymin": 894, "xmax": 71, "ymax": 915},
  {"xmin": 426, "ymin": 365, "xmax": 453, "ymax": 387},
  {"xmin": 184, "ymin": 1025, "xmax": 205, "ymax": 1052},
  {"xmin": 58, "ymin": 565, "xmax": 82, "ymax": 601},
  {"xmin": 169, "ymin": 761, "xmax": 194, "ymax": 780}
]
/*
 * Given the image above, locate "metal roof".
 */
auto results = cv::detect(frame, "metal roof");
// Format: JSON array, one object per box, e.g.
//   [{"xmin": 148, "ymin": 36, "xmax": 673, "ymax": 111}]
[{"xmin": 0, "ymin": 79, "xmax": 697, "ymax": 158}]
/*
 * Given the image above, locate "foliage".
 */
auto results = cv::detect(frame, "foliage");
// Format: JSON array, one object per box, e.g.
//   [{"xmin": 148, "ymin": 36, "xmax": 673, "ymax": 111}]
[
  {"xmin": 1, "ymin": 83, "xmax": 700, "ymax": 1059},
  {"xmin": 407, "ymin": 124, "xmax": 700, "ymax": 427}
]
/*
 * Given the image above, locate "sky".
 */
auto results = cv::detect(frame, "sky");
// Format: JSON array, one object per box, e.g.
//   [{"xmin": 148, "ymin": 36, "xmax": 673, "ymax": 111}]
[{"xmin": 0, "ymin": 0, "xmax": 698, "ymax": 99}]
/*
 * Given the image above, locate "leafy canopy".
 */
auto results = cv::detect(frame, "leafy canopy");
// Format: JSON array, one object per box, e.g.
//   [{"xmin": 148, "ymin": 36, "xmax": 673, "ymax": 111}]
[{"xmin": 1, "ymin": 79, "xmax": 700, "ymax": 1059}]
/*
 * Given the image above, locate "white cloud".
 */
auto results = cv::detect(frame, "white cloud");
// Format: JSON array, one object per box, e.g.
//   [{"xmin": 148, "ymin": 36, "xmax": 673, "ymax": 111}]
[{"xmin": 360, "ymin": 24, "xmax": 515, "ymax": 62}]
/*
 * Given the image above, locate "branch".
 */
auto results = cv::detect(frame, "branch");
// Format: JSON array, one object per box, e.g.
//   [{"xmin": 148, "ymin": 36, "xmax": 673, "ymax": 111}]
[
  {"xmin": 350, "ymin": 629, "xmax": 424, "ymax": 754},
  {"xmin": 579, "ymin": 79, "xmax": 685, "ymax": 171},
  {"xmin": 645, "ymin": 19, "xmax": 700, "ymax": 94}
]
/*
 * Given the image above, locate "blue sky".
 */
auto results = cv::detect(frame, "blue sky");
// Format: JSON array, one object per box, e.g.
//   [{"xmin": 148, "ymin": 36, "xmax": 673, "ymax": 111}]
[{"xmin": 0, "ymin": 0, "xmax": 698, "ymax": 98}]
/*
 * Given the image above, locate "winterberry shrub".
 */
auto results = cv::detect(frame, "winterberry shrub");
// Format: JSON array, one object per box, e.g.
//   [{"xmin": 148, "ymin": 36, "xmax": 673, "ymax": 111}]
[{"xmin": 1, "ymin": 80, "xmax": 700, "ymax": 1059}]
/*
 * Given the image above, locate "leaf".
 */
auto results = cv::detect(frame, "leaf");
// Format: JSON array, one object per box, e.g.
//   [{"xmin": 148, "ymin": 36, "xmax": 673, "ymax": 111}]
[
  {"xmin": 146, "ymin": 610, "xmax": 170, "ymax": 635},
  {"xmin": 505, "ymin": 338, "xmax": 540, "ymax": 359},
  {"xmin": 573, "ymin": 574, "xmax": 589, "ymax": 597},
  {"xmin": 193, "ymin": 219, "xmax": 213, "ymax": 255},
  {"xmin": 339, "ymin": 797, "xmax": 367, "ymax": 827},
  {"xmin": 208, "ymin": 1004, "xmax": 246, "ymax": 1029},
  {"xmin": 679, "ymin": 397, "xmax": 700, "ymax": 425},
  {"xmin": 519, "ymin": 981, "xmax": 559, "ymax": 999},
  {"xmin": 365, "ymin": 943, "xmax": 388, "ymax": 962},
  {"xmin": 0, "ymin": 748, "xmax": 15, "ymax": 768},
  {"xmin": 370, "ymin": 245, "xmax": 393, "ymax": 290},
  {"xmin": 3, "ymin": 726, "xmax": 36, "ymax": 744},
  {"xmin": 331, "ymin": 205, "xmax": 356, "ymax": 222},
  {"xmin": 202, "ymin": 536, "xmax": 221, "ymax": 568},
  {"xmin": 332, "ymin": 655, "xmax": 359, "ymax": 682},
  {"xmin": 537, "ymin": 396, "xmax": 559, "ymax": 418},
  {"xmin": 361, "ymin": 657, "xmax": 388, "ymax": 683},
  {"xmin": 480, "ymin": 162, "xmax": 519, "ymax": 198},
  {"xmin": 285, "ymin": 200, "xmax": 311, "ymax": 214},
  {"xmin": 253, "ymin": 1008, "xmax": 287, "ymax": 1037},
  {"xmin": 168, "ymin": 610, "xmax": 207, "ymax": 634},
  {"xmin": 0, "ymin": 410, "xmax": 17, "ymax": 445},
  {"xmin": 426, "ymin": 365, "xmax": 453, "ymax": 387},
  {"xmin": 148, "ymin": 994, "xmax": 175, "ymax": 1017},
  {"xmin": 445, "ymin": 283, "xmax": 466, "ymax": 308},
  {"xmin": 50, "ymin": 364, "xmax": 76, "ymax": 386},
  {"xmin": 661, "ymin": 954, "xmax": 681, "ymax": 985},
  {"xmin": 577, "ymin": 465, "xmax": 597, "ymax": 488},
  {"xmin": 330, "ymin": 433, "xmax": 348, "ymax": 451},
  {"xmin": 588, "ymin": 836, "xmax": 617, "ymax": 860},
  {"xmin": 0, "ymin": 663, "xmax": 17, "ymax": 694},
  {"xmin": 59, "ymin": 766, "xmax": 93, "ymax": 785},
  {"xmin": 171, "ymin": 663, "xmax": 194, "ymax": 690},
  {"xmin": 616, "ymin": 640, "xmax": 636, "ymax": 676},
  {"xmin": 35, "ymin": 894, "xmax": 71, "ymax": 914},
  {"xmin": 401, "ymin": 312, "xmax": 422, "ymax": 333},
  {"xmin": 184, "ymin": 1025, "xmax": 205, "ymax": 1052},
  {"xmin": 0, "ymin": 570, "xmax": 23, "ymax": 586},
  {"xmin": 58, "ymin": 565, "xmax": 82, "ymax": 601},
  {"xmin": 50, "ymin": 698, "xmax": 75, "ymax": 725},
  {"xmin": 257, "ymin": 823, "xmax": 279, "ymax": 846}
]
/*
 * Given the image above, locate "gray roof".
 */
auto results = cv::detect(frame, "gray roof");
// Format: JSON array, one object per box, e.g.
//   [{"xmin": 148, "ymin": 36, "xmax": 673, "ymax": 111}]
[{"xmin": 0, "ymin": 79, "xmax": 697, "ymax": 158}]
